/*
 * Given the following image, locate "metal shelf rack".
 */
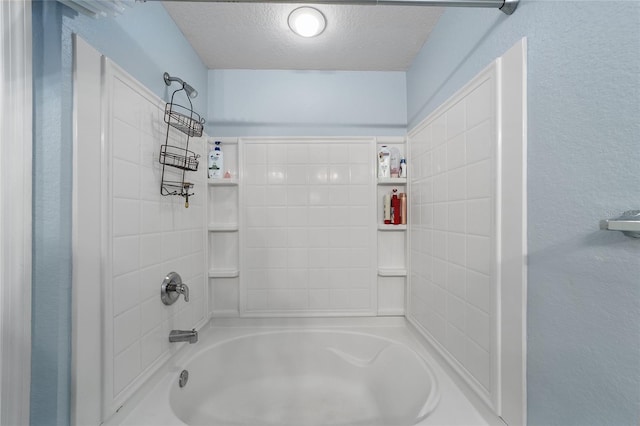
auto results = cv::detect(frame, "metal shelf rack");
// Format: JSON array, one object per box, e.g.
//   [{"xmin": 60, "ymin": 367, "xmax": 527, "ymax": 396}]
[{"xmin": 159, "ymin": 73, "xmax": 204, "ymax": 207}]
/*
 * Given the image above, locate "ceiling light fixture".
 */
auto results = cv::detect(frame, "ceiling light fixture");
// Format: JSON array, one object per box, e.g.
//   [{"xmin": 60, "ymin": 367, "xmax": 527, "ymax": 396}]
[{"xmin": 288, "ymin": 7, "xmax": 326, "ymax": 38}]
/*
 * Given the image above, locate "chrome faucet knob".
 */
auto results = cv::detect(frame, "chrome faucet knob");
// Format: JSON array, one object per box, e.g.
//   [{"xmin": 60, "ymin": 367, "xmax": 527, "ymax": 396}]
[{"xmin": 161, "ymin": 272, "xmax": 190, "ymax": 305}]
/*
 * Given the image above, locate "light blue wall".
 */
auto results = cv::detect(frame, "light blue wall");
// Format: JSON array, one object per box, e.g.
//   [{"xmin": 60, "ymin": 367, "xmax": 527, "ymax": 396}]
[
  {"xmin": 31, "ymin": 3, "xmax": 72, "ymax": 424},
  {"xmin": 208, "ymin": 69, "xmax": 406, "ymax": 136},
  {"xmin": 407, "ymin": 1, "xmax": 640, "ymax": 425},
  {"xmin": 30, "ymin": 2, "xmax": 207, "ymax": 424},
  {"xmin": 62, "ymin": 1, "xmax": 208, "ymax": 113}
]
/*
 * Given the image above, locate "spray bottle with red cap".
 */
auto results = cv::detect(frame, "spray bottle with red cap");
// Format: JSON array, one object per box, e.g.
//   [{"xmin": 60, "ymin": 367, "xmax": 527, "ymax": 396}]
[{"xmin": 391, "ymin": 189, "xmax": 401, "ymax": 225}]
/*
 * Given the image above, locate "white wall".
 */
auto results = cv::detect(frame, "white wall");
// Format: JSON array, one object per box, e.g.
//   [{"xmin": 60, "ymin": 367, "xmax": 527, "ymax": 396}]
[
  {"xmin": 240, "ymin": 138, "xmax": 377, "ymax": 316},
  {"xmin": 0, "ymin": 1, "xmax": 32, "ymax": 424},
  {"xmin": 106, "ymin": 63, "xmax": 208, "ymax": 413},
  {"xmin": 74, "ymin": 52, "xmax": 209, "ymax": 423},
  {"xmin": 205, "ymin": 69, "xmax": 409, "ymax": 318},
  {"xmin": 407, "ymin": 41, "xmax": 527, "ymax": 424},
  {"xmin": 408, "ymin": 64, "xmax": 499, "ymax": 406}
]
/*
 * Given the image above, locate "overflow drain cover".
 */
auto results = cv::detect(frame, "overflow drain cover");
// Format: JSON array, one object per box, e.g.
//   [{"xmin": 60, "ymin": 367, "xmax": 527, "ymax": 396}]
[{"xmin": 179, "ymin": 370, "xmax": 189, "ymax": 388}]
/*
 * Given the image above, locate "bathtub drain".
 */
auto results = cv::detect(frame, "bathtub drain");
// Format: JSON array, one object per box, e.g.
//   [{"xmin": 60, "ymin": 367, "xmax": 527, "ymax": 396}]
[{"xmin": 178, "ymin": 370, "xmax": 189, "ymax": 388}]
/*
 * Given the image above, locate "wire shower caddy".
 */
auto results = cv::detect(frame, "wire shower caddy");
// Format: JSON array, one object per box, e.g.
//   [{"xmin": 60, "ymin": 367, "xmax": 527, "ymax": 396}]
[{"xmin": 159, "ymin": 79, "xmax": 205, "ymax": 208}]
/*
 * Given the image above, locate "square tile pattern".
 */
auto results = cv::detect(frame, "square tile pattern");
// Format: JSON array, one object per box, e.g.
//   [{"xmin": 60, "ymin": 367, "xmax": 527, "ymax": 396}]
[
  {"xmin": 243, "ymin": 141, "xmax": 375, "ymax": 314},
  {"xmin": 409, "ymin": 78, "xmax": 496, "ymax": 393},
  {"xmin": 110, "ymin": 76, "xmax": 206, "ymax": 398}
]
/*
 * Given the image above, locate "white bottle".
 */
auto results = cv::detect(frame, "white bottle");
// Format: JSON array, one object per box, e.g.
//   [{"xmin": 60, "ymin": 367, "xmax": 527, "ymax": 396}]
[
  {"xmin": 400, "ymin": 158, "xmax": 407, "ymax": 178},
  {"xmin": 378, "ymin": 145, "xmax": 391, "ymax": 178},
  {"xmin": 383, "ymin": 194, "xmax": 391, "ymax": 224},
  {"xmin": 390, "ymin": 147, "xmax": 400, "ymax": 178},
  {"xmin": 208, "ymin": 141, "xmax": 223, "ymax": 179}
]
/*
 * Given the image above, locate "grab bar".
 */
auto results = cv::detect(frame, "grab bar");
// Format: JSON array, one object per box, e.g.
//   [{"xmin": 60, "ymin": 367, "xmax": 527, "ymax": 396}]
[{"xmin": 600, "ymin": 210, "xmax": 640, "ymax": 238}]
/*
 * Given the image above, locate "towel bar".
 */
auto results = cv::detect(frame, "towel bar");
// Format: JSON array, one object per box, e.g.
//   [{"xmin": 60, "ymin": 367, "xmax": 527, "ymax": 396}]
[{"xmin": 600, "ymin": 210, "xmax": 640, "ymax": 238}]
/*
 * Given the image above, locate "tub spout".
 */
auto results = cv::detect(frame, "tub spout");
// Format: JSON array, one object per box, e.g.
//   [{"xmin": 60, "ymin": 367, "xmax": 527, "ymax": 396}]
[{"xmin": 169, "ymin": 328, "xmax": 198, "ymax": 344}]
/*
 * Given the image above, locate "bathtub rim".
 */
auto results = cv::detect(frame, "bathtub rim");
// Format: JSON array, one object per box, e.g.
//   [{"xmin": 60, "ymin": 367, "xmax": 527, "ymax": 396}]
[
  {"xmin": 168, "ymin": 327, "xmax": 442, "ymax": 425},
  {"xmin": 103, "ymin": 317, "xmax": 468, "ymax": 426}
]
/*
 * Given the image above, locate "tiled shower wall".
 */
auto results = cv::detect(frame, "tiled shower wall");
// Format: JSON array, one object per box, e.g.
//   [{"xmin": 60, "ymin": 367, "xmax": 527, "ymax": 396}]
[
  {"xmin": 408, "ymin": 70, "xmax": 497, "ymax": 398},
  {"xmin": 107, "ymin": 67, "xmax": 207, "ymax": 408},
  {"xmin": 241, "ymin": 139, "xmax": 376, "ymax": 315}
]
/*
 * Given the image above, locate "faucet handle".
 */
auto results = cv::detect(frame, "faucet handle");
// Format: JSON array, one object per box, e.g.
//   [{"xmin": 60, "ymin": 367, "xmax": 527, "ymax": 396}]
[
  {"xmin": 176, "ymin": 283, "xmax": 189, "ymax": 302},
  {"xmin": 161, "ymin": 272, "xmax": 190, "ymax": 305}
]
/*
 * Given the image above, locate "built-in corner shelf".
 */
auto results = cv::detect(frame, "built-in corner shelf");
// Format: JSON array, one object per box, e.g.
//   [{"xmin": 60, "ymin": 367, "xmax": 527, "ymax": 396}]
[
  {"xmin": 208, "ymin": 224, "xmax": 239, "ymax": 232},
  {"xmin": 206, "ymin": 138, "xmax": 240, "ymax": 318},
  {"xmin": 208, "ymin": 269, "xmax": 239, "ymax": 278},
  {"xmin": 375, "ymin": 139, "xmax": 407, "ymax": 317},
  {"xmin": 378, "ymin": 224, "xmax": 407, "ymax": 231},
  {"xmin": 377, "ymin": 268, "xmax": 407, "ymax": 277},
  {"xmin": 377, "ymin": 177, "xmax": 407, "ymax": 185},
  {"xmin": 208, "ymin": 179, "xmax": 239, "ymax": 186}
]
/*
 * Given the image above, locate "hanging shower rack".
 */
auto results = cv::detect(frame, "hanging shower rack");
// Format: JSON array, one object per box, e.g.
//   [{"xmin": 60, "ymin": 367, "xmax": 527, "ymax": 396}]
[
  {"xmin": 159, "ymin": 72, "xmax": 205, "ymax": 207},
  {"xmin": 155, "ymin": 0, "xmax": 518, "ymax": 15}
]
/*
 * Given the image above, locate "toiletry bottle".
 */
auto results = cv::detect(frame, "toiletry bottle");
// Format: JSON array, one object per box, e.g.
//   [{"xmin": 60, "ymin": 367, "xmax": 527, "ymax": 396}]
[
  {"xmin": 383, "ymin": 194, "xmax": 391, "ymax": 224},
  {"xmin": 400, "ymin": 193, "xmax": 407, "ymax": 225},
  {"xmin": 207, "ymin": 142, "xmax": 215, "ymax": 179},
  {"xmin": 209, "ymin": 141, "xmax": 223, "ymax": 179},
  {"xmin": 390, "ymin": 147, "xmax": 400, "ymax": 178},
  {"xmin": 400, "ymin": 158, "xmax": 407, "ymax": 178},
  {"xmin": 378, "ymin": 145, "xmax": 391, "ymax": 178},
  {"xmin": 391, "ymin": 189, "xmax": 400, "ymax": 225}
]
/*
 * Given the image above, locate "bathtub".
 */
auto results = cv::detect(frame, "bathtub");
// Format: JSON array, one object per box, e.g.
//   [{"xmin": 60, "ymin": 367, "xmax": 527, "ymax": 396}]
[{"xmin": 108, "ymin": 318, "xmax": 491, "ymax": 426}]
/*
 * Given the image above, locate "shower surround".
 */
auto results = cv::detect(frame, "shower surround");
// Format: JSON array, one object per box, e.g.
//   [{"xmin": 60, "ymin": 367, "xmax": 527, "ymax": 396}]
[
  {"xmin": 72, "ymin": 34, "xmax": 524, "ymax": 426},
  {"xmin": 73, "ymin": 41, "xmax": 209, "ymax": 423}
]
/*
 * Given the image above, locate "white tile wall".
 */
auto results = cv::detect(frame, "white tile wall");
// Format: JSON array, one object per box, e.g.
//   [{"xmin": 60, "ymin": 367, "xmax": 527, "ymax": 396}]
[
  {"xmin": 242, "ymin": 140, "xmax": 375, "ymax": 315},
  {"xmin": 408, "ymin": 76, "xmax": 496, "ymax": 394},
  {"xmin": 108, "ymin": 74, "xmax": 207, "ymax": 400}
]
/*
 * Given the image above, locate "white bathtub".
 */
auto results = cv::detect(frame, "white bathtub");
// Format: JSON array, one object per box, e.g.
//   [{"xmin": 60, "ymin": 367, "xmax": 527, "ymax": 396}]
[{"xmin": 108, "ymin": 318, "xmax": 491, "ymax": 426}]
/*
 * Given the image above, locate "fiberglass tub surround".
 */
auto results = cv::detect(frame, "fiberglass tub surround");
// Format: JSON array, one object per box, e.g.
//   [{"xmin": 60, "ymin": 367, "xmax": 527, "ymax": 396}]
[{"xmin": 74, "ymin": 32, "xmax": 525, "ymax": 425}]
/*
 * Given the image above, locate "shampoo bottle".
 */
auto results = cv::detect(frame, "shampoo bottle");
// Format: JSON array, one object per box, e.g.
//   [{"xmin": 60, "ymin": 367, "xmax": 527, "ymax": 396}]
[
  {"xmin": 383, "ymin": 194, "xmax": 391, "ymax": 224},
  {"xmin": 208, "ymin": 141, "xmax": 223, "ymax": 179},
  {"xmin": 400, "ymin": 158, "xmax": 407, "ymax": 178}
]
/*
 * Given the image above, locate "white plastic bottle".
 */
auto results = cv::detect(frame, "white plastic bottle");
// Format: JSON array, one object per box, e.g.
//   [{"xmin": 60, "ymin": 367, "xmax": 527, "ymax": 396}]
[
  {"xmin": 390, "ymin": 147, "xmax": 401, "ymax": 178},
  {"xmin": 208, "ymin": 141, "xmax": 224, "ymax": 179},
  {"xmin": 378, "ymin": 145, "xmax": 391, "ymax": 178},
  {"xmin": 383, "ymin": 194, "xmax": 391, "ymax": 224},
  {"xmin": 400, "ymin": 158, "xmax": 407, "ymax": 178}
]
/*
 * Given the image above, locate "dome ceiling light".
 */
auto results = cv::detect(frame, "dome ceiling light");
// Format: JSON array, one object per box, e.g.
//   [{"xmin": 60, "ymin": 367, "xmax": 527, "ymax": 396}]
[{"xmin": 288, "ymin": 7, "xmax": 326, "ymax": 38}]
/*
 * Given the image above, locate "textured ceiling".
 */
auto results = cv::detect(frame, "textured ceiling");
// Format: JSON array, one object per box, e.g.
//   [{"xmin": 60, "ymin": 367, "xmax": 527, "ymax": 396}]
[{"xmin": 162, "ymin": 2, "xmax": 443, "ymax": 71}]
